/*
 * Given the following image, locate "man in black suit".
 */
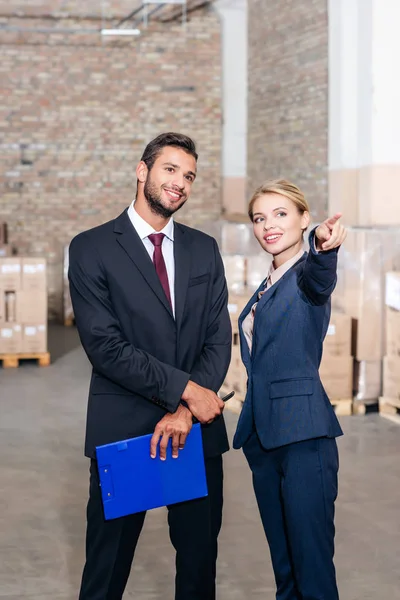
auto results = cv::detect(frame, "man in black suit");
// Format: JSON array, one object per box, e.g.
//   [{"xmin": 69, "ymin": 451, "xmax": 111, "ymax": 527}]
[{"xmin": 68, "ymin": 132, "xmax": 232, "ymax": 600}]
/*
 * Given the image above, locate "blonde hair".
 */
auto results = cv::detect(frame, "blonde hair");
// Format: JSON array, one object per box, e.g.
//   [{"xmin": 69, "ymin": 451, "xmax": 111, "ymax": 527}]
[{"xmin": 248, "ymin": 179, "xmax": 310, "ymax": 221}]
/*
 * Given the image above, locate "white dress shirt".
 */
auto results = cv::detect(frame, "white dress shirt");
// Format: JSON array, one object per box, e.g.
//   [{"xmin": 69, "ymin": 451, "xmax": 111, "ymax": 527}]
[{"xmin": 127, "ymin": 202, "xmax": 176, "ymax": 317}]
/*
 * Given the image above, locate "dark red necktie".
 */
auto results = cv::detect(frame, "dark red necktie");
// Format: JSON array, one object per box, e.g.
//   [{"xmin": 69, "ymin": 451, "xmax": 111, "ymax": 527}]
[{"xmin": 148, "ymin": 233, "xmax": 172, "ymax": 309}]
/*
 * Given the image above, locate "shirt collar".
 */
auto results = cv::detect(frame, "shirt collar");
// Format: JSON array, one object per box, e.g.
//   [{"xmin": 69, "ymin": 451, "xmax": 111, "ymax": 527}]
[
  {"xmin": 127, "ymin": 201, "xmax": 174, "ymax": 242},
  {"xmin": 266, "ymin": 247, "xmax": 305, "ymax": 286}
]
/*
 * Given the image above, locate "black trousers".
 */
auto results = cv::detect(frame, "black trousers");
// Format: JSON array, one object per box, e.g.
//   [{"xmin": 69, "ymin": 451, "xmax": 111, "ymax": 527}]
[{"xmin": 79, "ymin": 455, "xmax": 224, "ymax": 600}]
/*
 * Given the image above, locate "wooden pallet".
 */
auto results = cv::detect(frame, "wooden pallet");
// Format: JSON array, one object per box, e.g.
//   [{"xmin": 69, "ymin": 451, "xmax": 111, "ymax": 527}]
[
  {"xmin": 379, "ymin": 397, "xmax": 400, "ymax": 416},
  {"xmin": 330, "ymin": 399, "xmax": 354, "ymax": 416},
  {"xmin": 0, "ymin": 352, "xmax": 51, "ymax": 368},
  {"xmin": 220, "ymin": 388, "xmax": 356, "ymax": 417}
]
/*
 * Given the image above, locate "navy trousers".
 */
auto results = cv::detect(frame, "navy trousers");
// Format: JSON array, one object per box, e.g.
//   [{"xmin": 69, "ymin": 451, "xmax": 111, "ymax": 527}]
[{"xmin": 243, "ymin": 433, "xmax": 339, "ymax": 600}]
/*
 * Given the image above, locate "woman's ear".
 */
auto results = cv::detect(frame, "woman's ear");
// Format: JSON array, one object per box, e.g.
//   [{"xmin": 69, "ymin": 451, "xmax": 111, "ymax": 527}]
[
  {"xmin": 136, "ymin": 160, "xmax": 148, "ymax": 184},
  {"xmin": 301, "ymin": 210, "xmax": 310, "ymax": 232}
]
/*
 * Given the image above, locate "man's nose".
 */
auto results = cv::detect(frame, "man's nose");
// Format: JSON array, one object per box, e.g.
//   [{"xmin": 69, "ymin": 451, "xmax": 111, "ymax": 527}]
[{"xmin": 172, "ymin": 173, "xmax": 185, "ymax": 190}]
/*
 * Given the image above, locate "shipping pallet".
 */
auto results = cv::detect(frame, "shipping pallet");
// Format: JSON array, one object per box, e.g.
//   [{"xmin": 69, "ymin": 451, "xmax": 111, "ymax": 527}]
[
  {"xmin": 220, "ymin": 390, "xmax": 357, "ymax": 417},
  {"xmin": 379, "ymin": 397, "xmax": 400, "ymax": 416},
  {"xmin": 330, "ymin": 399, "xmax": 354, "ymax": 416},
  {"xmin": 0, "ymin": 352, "xmax": 51, "ymax": 368}
]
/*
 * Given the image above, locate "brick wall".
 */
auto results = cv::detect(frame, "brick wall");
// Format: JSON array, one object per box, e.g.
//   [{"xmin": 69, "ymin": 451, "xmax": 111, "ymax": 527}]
[
  {"xmin": 247, "ymin": 0, "xmax": 328, "ymax": 221},
  {"xmin": 0, "ymin": 7, "xmax": 222, "ymax": 319},
  {"xmin": 0, "ymin": 1, "xmax": 138, "ymax": 16}
]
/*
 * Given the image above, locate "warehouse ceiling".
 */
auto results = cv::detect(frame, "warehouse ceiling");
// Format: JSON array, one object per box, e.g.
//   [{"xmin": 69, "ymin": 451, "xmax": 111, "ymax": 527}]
[{"xmin": 0, "ymin": 1, "xmax": 215, "ymax": 22}]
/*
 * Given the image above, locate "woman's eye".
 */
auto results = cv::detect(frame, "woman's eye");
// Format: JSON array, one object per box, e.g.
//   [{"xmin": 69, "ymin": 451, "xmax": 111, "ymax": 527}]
[
  {"xmin": 254, "ymin": 217, "xmax": 263, "ymax": 224},
  {"xmin": 277, "ymin": 212, "xmax": 287, "ymax": 217}
]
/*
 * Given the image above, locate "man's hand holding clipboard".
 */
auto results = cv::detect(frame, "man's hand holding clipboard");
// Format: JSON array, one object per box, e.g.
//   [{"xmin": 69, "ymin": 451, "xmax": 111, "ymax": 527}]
[{"xmin": 150, "ymin": 390, "xmax": 235, "ymax": 460}]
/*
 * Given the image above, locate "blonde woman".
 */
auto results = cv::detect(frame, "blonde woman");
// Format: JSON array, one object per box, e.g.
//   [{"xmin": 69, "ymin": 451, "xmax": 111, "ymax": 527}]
[{"xmin": 233, "ymin": 180, "xmax": 347, "ymax": 600}]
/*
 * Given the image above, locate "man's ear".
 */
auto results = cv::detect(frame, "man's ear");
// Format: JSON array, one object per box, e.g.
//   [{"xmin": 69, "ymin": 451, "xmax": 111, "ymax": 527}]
[{"xmin": 136, "ymin": 161, "xmax": 148, "ymax": 183}]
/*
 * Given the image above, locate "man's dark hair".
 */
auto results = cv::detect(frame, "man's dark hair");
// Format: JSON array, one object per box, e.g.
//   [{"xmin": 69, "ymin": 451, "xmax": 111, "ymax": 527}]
[{"xmin": 140, "ymin": 132, "xmax": 198, "ymax": 170}]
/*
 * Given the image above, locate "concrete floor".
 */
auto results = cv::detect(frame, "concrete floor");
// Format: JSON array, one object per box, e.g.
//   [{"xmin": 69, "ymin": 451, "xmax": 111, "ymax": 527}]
[{"xmin": 1, "ymin": 325, "xmax": 400, "ymax": 599}]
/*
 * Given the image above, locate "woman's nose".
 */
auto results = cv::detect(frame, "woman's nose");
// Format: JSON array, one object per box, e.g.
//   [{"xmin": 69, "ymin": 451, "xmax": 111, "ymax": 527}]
[{"xmin": 263, "ymin": 219, "xmax": 272, "ymax": 230}]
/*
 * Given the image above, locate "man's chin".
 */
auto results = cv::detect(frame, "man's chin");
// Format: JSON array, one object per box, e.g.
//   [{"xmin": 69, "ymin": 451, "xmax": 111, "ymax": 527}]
[
  {"xmin": 148, "ymin": 198, "xmax": 186, "ymax": 219},
  {"xmin": 162, "ymin": 198, "xmax": 187, "ymax": 214}
]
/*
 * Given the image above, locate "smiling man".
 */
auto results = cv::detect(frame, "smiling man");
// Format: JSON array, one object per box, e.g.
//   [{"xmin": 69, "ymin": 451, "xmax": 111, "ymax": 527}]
[{"xmin": 68, "ymin": 132, "xmax": 232, "ymax": 600}]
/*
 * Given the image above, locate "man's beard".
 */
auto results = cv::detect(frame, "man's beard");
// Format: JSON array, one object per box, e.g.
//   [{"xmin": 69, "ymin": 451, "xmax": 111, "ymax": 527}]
[{"xmin": 144, "ymin": 178, "xmax": 187, "ymax": 219}]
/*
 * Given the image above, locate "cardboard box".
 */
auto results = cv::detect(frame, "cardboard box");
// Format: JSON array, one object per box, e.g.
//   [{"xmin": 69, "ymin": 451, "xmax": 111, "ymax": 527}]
[
  {"xmin": 223, "ymin": 256, "xmax": 246, "ymax": 294},
  {"xmin": 22, "ymin": 258, "xmax": 46, "ymax": 292},
  {"xmin": 63, "ymin": 244, "xmax": 74, "ymax": 325},
  {"xmin": 353, "ymin": 360, "xmax": 382, "ymax": 402},
  {"xmin": 0, "ymin": 223, "xmax": 8, "ymax": 245},
  {"xmin": 228, "ymin": 293, "xmax": 250, "ymax": 333},
  {"xmin": 0, "ymin": 245, "xmax": 11, "ymax": 258},
  {"xmin": 386, "ymin": 272, "xmax": 400, "ymax": 312},
  {"xmin": 229, "ymin": 344, "xmax": 242, "ymax": 371},
  {"xmin": 0, "ymin": 323, "xmax": 22, "ymax": 354},
  {"xmin": 340, "ymin": 230, "xmax": 383, "ymax": 361},
  {"xmin": 21, "ymin": 324, "xmax": 47, "ymax": 353},
  {"xmin": 386, "ymin": 306, "xmax": 400, "ymax": 357},
  {"xmin": 319, "ymin": 355, "xmax": 353, "ymax": 400},
  {"xmin": 324, "ymin": 313, "xmax": 352, "ymax": 357},
  {"xmin": 383, "ymin": 356, "xmax": 400, "ymax": 400},
  {"xmin": 0, "ymin": 258, "xmax": 21, "ymax": 291},
  {"xmin": 224, "ymin": 365, "xmax": 247, "ymax": 396},
  {"xmin": 333, "ymin": 229, "xmax": 400, "ymax": 361},
  {"xmin": 247, "ymin": 254, "xmax": 272, "ymax": 291},
  {"xmin": 0, "ymin": 290, "xmax": 4, "ymax": 323},
  {"xmin": 16, "ymin": 290, "xmax": 47, "ymax": 323},
  {"xmin": 4, "ymin": 291, "xmax": 17, "ymax": 322}
]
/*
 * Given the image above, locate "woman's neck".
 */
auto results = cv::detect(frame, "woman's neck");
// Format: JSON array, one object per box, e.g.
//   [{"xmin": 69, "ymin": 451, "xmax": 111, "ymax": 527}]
[{"xmin": 273, "ymin": 240, "xmax": 304, "ymax": 269}]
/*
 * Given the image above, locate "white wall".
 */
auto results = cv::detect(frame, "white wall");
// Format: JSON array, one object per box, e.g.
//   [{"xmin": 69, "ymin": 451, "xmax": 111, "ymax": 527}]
[
  {"xmin": 215, "ymin": 0, "xmax": 247, "ymax": 213},
  {"xmin": 328, "ymin": 0, "xmax": 400, "ymax": 224}
]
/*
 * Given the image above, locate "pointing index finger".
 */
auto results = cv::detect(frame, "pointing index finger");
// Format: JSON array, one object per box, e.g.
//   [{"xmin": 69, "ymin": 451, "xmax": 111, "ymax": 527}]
[{"xmin": 325, "ymin": 213, "xmax": 342, "ymax": 227}]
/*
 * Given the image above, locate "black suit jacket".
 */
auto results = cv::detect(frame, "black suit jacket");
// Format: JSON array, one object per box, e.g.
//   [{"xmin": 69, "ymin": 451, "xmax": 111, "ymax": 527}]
[{"xmin": 68, "ymin": 209, "xmax": 232, "ymax": 459}]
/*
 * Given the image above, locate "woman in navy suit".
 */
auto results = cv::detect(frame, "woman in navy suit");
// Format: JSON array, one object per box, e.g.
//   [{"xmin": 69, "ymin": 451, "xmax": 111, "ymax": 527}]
[{"xmin": 233, "ymin": 179, "xmax": 347, "ymax": 600}]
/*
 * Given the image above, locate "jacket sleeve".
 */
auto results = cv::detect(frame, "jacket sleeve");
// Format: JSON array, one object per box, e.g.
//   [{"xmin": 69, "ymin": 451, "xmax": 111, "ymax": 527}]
[
  {"xmin": 68, "ymin": 232, "xmax": 190, "ymax": 413},
  {"xmin": 297, "ymin": 227, "xmax": 339, "ymax": 306},
  {"xmin": 187, "ymin": 239, "xmax": 232, "ymax": 392}
]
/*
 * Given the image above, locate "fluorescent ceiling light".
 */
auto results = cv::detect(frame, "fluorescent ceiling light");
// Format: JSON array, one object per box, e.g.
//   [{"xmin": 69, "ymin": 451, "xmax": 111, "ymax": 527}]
[{"xmin": 101, "ymin": 29, "xmax": 141, "ymax": 36}]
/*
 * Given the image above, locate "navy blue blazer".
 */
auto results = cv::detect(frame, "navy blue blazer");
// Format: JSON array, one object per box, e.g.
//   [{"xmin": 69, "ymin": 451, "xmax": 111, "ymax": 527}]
[{"xmin": 233, "ymin": 230, "xmax": 344, "ymax": 451}]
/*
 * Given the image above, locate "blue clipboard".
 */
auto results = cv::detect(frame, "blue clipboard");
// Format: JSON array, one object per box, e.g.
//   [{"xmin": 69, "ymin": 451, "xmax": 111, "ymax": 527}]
[{"xmin": 96, "ymin": 423, "xmax": 208, "ymax": 520}]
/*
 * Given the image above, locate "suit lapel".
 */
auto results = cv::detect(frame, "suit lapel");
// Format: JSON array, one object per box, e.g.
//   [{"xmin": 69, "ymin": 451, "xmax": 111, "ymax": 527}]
[
  {"xmin": 173, "ymin": 223, "xmax": 191, "ymax": 331},
  {"xmin": 238, "ymin": 285, "xmax": 262, "ymax": 369},
  {"xmin": 255, "ymin": 251, "xmax": 307, "ymax": 318},
  {"xmin": 114, "ymin": 209, "xmax": 173, "ymax": 317}
]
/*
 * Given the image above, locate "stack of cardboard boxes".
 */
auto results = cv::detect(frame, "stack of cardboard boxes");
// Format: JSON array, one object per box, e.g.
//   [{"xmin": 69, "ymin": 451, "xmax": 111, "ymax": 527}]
[
  {"xmin": 63, "ymin": 244, "xmax": 74, "ymax": 326},
  {"xmin": 223, "ymin": 293, "xmax": 249, "ymax": 398},
  {"xmin": 380, "ymin": 272, "xmax": 400, "ymax": 413},
  {"xmin": 319, "ymin": 313, "xmax": 354, "ymax": 404},
  {"xmin": 0, "ymin": 257, "xmax": 48, "ymax": 355},
  {"xmin": 0, "ymin": 222, "xmax": 11, "ymax": 258},
  {"xmin": 333, "ymin": 227, "xmax": 400, "ymax": 404}
]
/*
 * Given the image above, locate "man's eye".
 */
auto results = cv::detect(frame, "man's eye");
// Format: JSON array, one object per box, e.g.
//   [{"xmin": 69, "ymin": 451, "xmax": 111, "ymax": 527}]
[
  {"xmin": 166, "ymin": 167, "xmax": 174, "ymax": 172},
  {"xmin": 185, "ymin": 176, "xmax": 193, "ymax": 182}
]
